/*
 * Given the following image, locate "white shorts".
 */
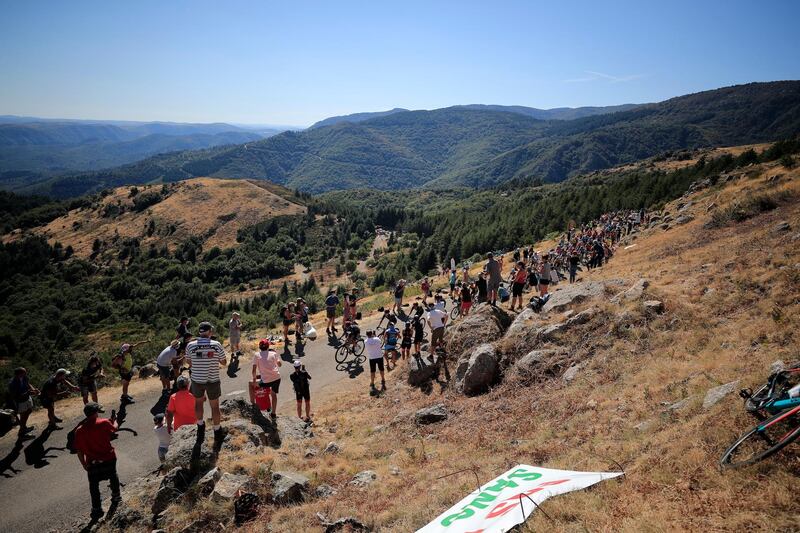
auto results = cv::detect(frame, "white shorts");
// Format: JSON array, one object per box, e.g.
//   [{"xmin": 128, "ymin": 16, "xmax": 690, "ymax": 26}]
[{"xmin": 16, "ymin": 398, "xmax": 33, "ymax": 414}]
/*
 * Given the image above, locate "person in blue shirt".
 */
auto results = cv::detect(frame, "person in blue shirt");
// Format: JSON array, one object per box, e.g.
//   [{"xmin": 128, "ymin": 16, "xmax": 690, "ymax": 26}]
[
  {"xmin": 325, "ymin": 290, "xmax": 340, "ymax": 335},
  {"xmin": 8, "ymin": 367, "xmax": 39, "ymax": 438},
  {"xmin": 383, "ymin": 323, "xmax": 400, "ymax": 371}
]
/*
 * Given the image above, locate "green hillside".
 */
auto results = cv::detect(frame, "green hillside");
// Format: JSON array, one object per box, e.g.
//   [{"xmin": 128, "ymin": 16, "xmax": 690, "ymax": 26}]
[{"xmin": 15, "ymin": 81, "xmax": 800, "ymax": 198}]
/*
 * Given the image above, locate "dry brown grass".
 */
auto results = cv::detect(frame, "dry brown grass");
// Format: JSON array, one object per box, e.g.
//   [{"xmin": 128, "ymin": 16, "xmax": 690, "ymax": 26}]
[{"xmin": 116, "ymin": 162, "xmax": 800, "ymax": 532}]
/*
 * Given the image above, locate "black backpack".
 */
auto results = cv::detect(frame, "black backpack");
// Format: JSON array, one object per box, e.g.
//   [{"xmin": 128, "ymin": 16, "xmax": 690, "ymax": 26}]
[{"xmin": 66, "ymin": 418, "xmax": 88, "ymax": 454}]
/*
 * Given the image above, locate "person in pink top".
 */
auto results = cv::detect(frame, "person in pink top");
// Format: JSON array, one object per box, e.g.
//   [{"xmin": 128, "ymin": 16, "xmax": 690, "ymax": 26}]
[{"xmin": 252, "ymin": 339, "xmax": 282, "ymax": 419}]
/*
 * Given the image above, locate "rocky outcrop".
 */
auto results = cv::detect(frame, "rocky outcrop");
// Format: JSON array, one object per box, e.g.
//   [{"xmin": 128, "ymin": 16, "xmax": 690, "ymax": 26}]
[
  {"xmin": 446, "ymin": 303, "xmax": 511, "ymax": 358},
  {"xmin": 415, "ymin": 404, "xmax": 448, "ymax": 425},
  {"xmin": 271, "ymin": 471, "xmax": 310, "ymax": 505},
  {"xmin": 541, "ymin": 281, "xmax": 606, "ymax": 313},
  {"xmin": 350, "ymin": 470, "xmax": 377, "ymax": 488},
  {"xmin": 152, "ymin": 466, "xmax": 192, "ymax": 515},
  {"xmin": 611, "ymin": 279, "xmax": 649, "ymax": 303},
  {"xmin": 211, "ymin": 472, "xmax": 255, "ymax": 503},
  {"xmin": 703, "ymin": 381, "xmax": 740, "ymax": 409},
  {"xmin": 163, "ymin": 425, "xmax": 216, "ymax": 474},
  {"xmin": 407, "ymin": 354, "xmax": 441, "ymax": 387},
  {"xmin": 514, "ymin": 349, "xmax": 567, "ymax": 379},
  {"xmin": 454, "ymin": 343, "xmax": 500, "ymax": 396}
]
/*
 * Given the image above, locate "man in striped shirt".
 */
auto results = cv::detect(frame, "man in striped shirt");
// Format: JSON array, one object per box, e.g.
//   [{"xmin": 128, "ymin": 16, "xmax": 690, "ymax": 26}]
[{"xmin": 186, "ymin": 322, "xmax": 227, "ymax": 445}]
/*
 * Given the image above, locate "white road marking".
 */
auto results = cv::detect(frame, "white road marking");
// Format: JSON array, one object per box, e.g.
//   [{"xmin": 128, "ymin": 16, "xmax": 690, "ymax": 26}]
[{"xmin": 226, "ymin": 389, "xmax": 246, "ymax": 396}]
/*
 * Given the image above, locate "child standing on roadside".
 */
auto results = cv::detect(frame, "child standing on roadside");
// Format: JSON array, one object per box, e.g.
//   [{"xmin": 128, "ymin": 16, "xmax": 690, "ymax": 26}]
[
  {"xmin": 153, "ymin": 413, "xmax": 170, "ymax": 463},
  {"xmin": 289, "ymin": 360, "xmax": 312, "ymax": 423}
]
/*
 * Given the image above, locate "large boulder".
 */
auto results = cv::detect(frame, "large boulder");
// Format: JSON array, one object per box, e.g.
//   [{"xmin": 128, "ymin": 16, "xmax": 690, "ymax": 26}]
[
  {"xmin": 196, "ymin": 467, "xmax": 222, "ymax": 496},
  {"xmin": 611, "ymin": 279, "xmax": 649, "ymax": 303},
  {"xmin": 454, "ymin": 343, "xmax": 500, "ymax": 396},
  {"xmin": 212, "ymin": 472, "xmax": 255, "ymax": 503},
  {"xmin": 222, "ymin": 420, "xmax": 267, "ymax": 452},
  {"xmin": 152, "ymin": 466, "xmax": 192, "ymax": 515},
  {"xmin": 407, "ymin": 354, "xmax": 440, "ymax": 387},
  {"xmin": 513, "ymin": 349, "xmax": 567, "ymax": 379},
  {"xmin": 0, "ymin": 409, "xmax": 16, "ymax": 436},
  {"xmin": 541, "ymin": 281, "xmax": 606, "ymax": 313},
  {"xmin": 415, "ymin": 404, "xmax": 448, "ymax": 425},
  {"xmin": 271, "ymin": 471, "xmax": 310, "ymax": 505},
  {"xmin": 163, "ymin": 425, "xmax": 215, "ymax": 475},
  {"xmin": 503, "ymin": 308, "xmax": 541, "ymax": 347},
  {"xmin": 446, "ymin": 303, "xmax": 511, "ymax": 358}
]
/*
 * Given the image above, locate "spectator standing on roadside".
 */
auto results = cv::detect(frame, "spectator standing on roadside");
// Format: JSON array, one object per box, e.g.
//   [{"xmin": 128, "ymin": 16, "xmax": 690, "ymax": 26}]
[
  {"xmin": 186, "ymin": 322, "xmax": 227, "ymax": 445},
  {"xmin": 485, "ymin": 252, "xmax": 502, "ymax": 306},
  {"xmin": 568, "ymin": 250, "xmax": 580, "ymax": 284},
  {"xmin": 41, "ymin": 368, "xmax": 79, "ymax": 429},
  {"xmin": 74, "ymin": 402, "xmax": 120, "ymax": 520},
  {"xmin": 8, "ymin": 367, "xmax": 38, "ymax": 438},
  {"xmin": 392, "ymin": 279, "xmax": 406, "ymax": 315},
  {"xmin": 175, "ymin": 317, "xmax": 190, "ymax": 340},
  {"xmin": 460, "ymin": 282, "xmax": 473, "ymax": 316},
  {"xmin": 538, "ymin": 254, "xmax": 552, "ymax": 297},
  {"xmin": 290, "ymin": 360, "xmax": 312, "ymax": 423},
  {"xmin": 166, "ymin": 376, "xmax": 196, "ymax": 433},
  {"xmin": 113, "ymin": 340, "xmax": 148, "ymax": 404},
  {"xmin": 400, "ymin": 321, "xmax": 413, "ymax": 361},
  {"xmin": 365, "ymin": 330, "xmax": 386, "ymax": 393},
  {"xmin": 510, "ymin": 261, "xmax": 528, "ymax": 311},
  {"xmin": 420, "ymin": 277, "xmax": 431, "ymax": 305},
  {"xmin": 426, "ymin": 303, "xmax": 448, "ymax": 356},
  {"xmin": 412, "ymin": 315, "xmax": 425, "ymax": 357},
  {"xmin": 281, "ymin": 303, "xmax": 295, "ymax": 345},
  {"xmin": 325, "ymin": 290, "xmax": 340, "ymax": 335},
  {"xmin": 252, "ymin": 339, "xmax": 281, "ymax": 419},
  {"xmin": 448, "ymin": 269, "xmax": 456, "ymax": 293},
  {"xmin": 229, "ymin": 312, "xmax": 242, "ymax": 354},
  {"xmin": 476, "ymin": 271, "xmax": 488, "ymax": 304},
  {"xmin": 79, "ymin": 355, "xmax": 104, "ymax": 405},
  {"xmin": 156, "ymin": 340, "xmax": 181, "ymax": 394}
]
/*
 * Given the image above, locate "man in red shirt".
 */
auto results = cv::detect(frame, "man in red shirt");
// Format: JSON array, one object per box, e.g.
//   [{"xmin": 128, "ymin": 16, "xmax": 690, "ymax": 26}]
[
  {"xmin": 74, "ymin": 402, "xmax": 120, "ymax": 520},
  {"xmin": 166, "ymin": 376, "xmax": 197, "ymax": 433}
]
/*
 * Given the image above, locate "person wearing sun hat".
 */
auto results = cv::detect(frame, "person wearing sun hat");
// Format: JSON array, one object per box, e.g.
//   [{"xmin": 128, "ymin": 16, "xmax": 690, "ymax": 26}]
[{"xmin": 73, "ymin": 401, "xmax": 120, "ymax": 520}]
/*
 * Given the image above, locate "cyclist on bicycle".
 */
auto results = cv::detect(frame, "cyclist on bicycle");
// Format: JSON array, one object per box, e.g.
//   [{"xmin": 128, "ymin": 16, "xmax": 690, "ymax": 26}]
[{"xmin": 343, "ymin": 320, "xmax": 361, "ymax": 350}]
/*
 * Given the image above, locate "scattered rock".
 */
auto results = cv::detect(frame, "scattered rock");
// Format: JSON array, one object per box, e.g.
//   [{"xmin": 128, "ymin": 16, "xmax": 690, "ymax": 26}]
[
  {"xmin": 212, "ymin": 472, "xmax": 255, "ymax": 503},
  {"xmin": 675, "ymin": 215, "xmax": 694, "ymax": 225},
  {"xmin": 223, "ymin": 419, "xmax": 268, "ymax": 451},
  {"xmin": 446, "ymin": 303, "xmax": 511, "ymax": 357},
  {"xmin": 586, "ymin": 399, "xmax": 598, "ymax": 409},
  {"xmin": 541, "ymin": 281, "xmax": 606, "ymax": 313},
  {"xmin": 667, "ymin": 397, "xmax": 692, "ymax": 412},
  {"xmin": 322, "ymin": 516, "xmax": 372, "ymax": 533},
  {"xmin": 350, "ymin": 470, "xmax": 377, "ymax": 488},
  {"xmin": 323, "ymin": 441, "xmax": 341, "ymax": 454},
  {"xmin": 108, "ymin": 504, "xmax": 146, "ymax": 529},
  {"xmin": 415, "ymin": 404, "xmax": 448, "ymax": 425},
  {"xmin": 643, "ymin": 300, "xmax": 665, "ymax": 314},
  {"xmin": 304, "ymin": 447, "xmax": 318, "ymax": 458},
  {"xmin": 277, "ymin": 416, "xmax": 314, "ymax": 440},
  {"xmin": 390, "ymin": 466, "xmax": 401, "ymax": 475},
  {"xmin": 315, "ymin": 483, "xmax": 338, "ymax": 499},
  {"xmin": 514, "ymin": 349, "xmax": 562, "ymax": 376},
  {"xmin": 634, "ymin": 419, "xmax": 657, "ymax": 432},
  {"xmin": 138, "ymin": 363, "xmax": 159, "ymax": 379},
  {"xmin": 271, "ymin": 471, "xmax": 310, "ymax": 505},
  {"xmin": 770, "ymin": 360, "xmax": 786, "ymax": 374},
  {"xmin": 703, "ymin": 380, "xmax": 740, "ymax": 409},
  {"xmin": 454, "ymin": 343, "xmax": 499, "ymax": 396},
  {"xmin": 152, "ymin": 466, "xmax": 192, "ymax": 515},
  {"xmin": 774, "ymin": 221, "xmax": 791, "ymax": 233},
  {"xmin": 562, "ymin": 363, "xmax": 583, "ymax": 383},
  {"xmin": 196, "ymin": 466, "xmax": 222, "ymax": 496}
]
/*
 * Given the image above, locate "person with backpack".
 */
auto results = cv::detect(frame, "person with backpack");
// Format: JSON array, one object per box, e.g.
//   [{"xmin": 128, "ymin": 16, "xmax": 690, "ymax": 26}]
[
  {"xmin": 41, "ymin": 368, "xmax": 79, "ymax": 429},
  {"xmin": 475, "ymin": 271, "xmax": 488, "ymax": 304},
  {"xmin": 325, "ymin": 290, "xmax": 340, "ymax": 335},
  {"xmin": 8, "ymin": 367, "xmax": 39, "ymax": 439},
  {"xmin": 252, "ymin": 339, "xmax": 281, "ymax": 419},
  {"xmin": 426, "ymin": 302, "xmax": 448, "ymax": 356},
  {"xmin": 73, "ymin": 402, "xmax": 120, "ymax": 520},
  {"xmin": 79, "ymin": 355, "xmax": 104, "ymax": 405},
  {"xmin": 460, "ymin": 282, "xmax": 473, "ymax": 316},
  {"xmin": 510, "ymin": 261, "xmax": 528, "ymax": 311},
  {"xmin": 383, "ymin": 323, "xmax": 400, "ymax": 370},
  {"xmin": 289, "ymin": 360, "xmax": 312, "ymax": 423},
  {"xmin": 186, "ymin": 322, "xmax": 227, "ymax": 445}
]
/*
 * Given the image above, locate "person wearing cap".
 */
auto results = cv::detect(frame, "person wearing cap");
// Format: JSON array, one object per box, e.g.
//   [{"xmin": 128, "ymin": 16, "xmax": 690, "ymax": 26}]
[
  {"xmin": 166, "ymin": 376, "xmax": 196, "ymax": 433},
  {"xmin": 229, "ymin": 312, "xmax": 242, "ymax": 354},
  {"xmin": 74, "ymin": 402, "xmax": 120, "ymax": 520},
  {"xmin": 153, "ymin": 413, "xmax": 170, "ymax": 463},
  {"xmin": 8, "ymin": 367, "xmax": 39, "ymax": 438},
  {"xmin": 40, "ymin": 368, "xmax": 79, "ymax": 428},
  {"xmin": 156, "ymin": 340, "xmax": 181, "ymax": 394},
  {"xmin": 112, "ymin": 340, "xmax": 148, "ymax": 404},
  {"xmin": 289, "ymin": 360, "xmax": 312, "ymax": 423},
  {"xmin": 185, "ymin": 322, "xmax": 227, "ymax": 444},
  {"xmin": 252, "ymin": 339, "xmax": 281, "ymax": 419}
]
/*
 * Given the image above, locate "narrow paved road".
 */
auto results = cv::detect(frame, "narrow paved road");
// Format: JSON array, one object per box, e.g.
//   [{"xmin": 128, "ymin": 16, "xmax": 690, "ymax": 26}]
[{"xmin": 0, "ymin": 315, "xmax": 382, "ymax": 533}]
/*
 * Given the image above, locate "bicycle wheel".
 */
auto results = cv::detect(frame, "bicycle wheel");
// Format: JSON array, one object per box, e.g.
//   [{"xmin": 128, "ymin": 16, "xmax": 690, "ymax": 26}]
[
  {"xmin": 375, "ymin": 326, "xmax": 385, "ymax": 336},
  {"xmin": 334, "ymin": 345, "xmax": 350, "ymax": 364},
  {"xmin": 354, "ymin": 338, "xmax": 365, "ymax": 356},
  {"xmin": 720, "ymin": 405, "xmax": 800, "ymax": 467},
  {"xmin": 450, "ymin": 306, "xmax": 460, "ymax": 321}
]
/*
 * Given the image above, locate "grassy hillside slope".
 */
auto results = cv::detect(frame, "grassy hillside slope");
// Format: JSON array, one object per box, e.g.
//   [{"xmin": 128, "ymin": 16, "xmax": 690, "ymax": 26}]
[{"xmin": 141, "ymin": 159, "xmax": 799, "ymax": 532}]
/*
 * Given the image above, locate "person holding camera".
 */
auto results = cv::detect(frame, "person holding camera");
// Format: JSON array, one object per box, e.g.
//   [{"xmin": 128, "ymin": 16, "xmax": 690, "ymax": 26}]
[{"xmin": 289, "ymin": 360, "xmax": 312, "ymax": 423}]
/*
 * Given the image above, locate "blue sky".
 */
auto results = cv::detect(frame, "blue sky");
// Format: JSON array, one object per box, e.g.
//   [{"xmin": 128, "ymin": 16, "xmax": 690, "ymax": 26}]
[{"xmin": 1, "ymin": 0, "xmax": 798, "ymax": 126}]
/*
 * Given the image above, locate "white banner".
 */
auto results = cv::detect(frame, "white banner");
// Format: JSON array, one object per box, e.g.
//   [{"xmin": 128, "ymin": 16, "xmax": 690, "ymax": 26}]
[{"xmin": 417, "ymin": 465, "xmax": 622, "ymax": 533}]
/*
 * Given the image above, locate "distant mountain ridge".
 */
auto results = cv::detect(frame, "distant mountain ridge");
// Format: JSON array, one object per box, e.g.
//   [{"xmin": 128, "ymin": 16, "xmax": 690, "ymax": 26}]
[
  {"xmin": 7, "ymin": 81, "xmax": 800, "ymax": 198},
  {"xmin": 309, "ymin": 108, "xmax": 410, "ymax": 129},
  {"xmin": 454, "ymin": 103, "xmax": 641, "ymax": 120}
]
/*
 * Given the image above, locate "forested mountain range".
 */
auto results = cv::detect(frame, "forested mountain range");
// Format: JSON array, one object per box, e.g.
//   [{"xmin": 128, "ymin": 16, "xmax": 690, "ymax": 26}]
[{"xmin": 6, "ymin": 81, "xmax": 800, "ymax": 198}]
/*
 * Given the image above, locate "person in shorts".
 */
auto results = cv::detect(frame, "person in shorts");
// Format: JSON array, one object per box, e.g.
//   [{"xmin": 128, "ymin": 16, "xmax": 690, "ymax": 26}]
[
  {"xmin": 153, "ymin": 413, "xmax": 170, "ymax": 463},
  {"xmin": 325, "ymin": 290, "xmax": 340, "ymax": 335},
  {"xmin": 383, "ymin": 323, "xmax": 400, "ymax": 370},
  {"xmin": 365, "ymin": 330, "xmax": 385, "ymax": 393},
  {"xmin": 485, "ymin": 252, "xmax": 502, "ymax": 305},
  {"xmin": 289, "ymin": 360, "xmax": 312, "ymax": 423},
  {"xmin": 400, "ymin": 322, "xmax": 413, "ymax": 361},
  {"xmin": 80, "ymin": 355, "xmax": 104, "ymax": 404},
  {"xmin": 460, "ymin": 283, "xmax": 473, "ymax": 316},
  {"xmin": 510, "ymin": 261, "xmax": 528, "ymax": 311},
  {"xmin": 40, "ymin": 368, "xmax": 79, "ymax": 429},
  {"xmin": 391, "ymin": 279, "xmax": 406, "ymax": 315},
  {"xmin": 412, "ymin": 316, "xmax": 425, "ymax": 357},
  {"xmin": 113, "ymin": 340, "xmax": 148, "ymax": 404},
  {"xmin": 281, "ymin": 303, "xmax": 295, "ymax": 345},
  {"xmin": 156, "ymin": 340, "xmax": 180, "ymax": 394},
  {"xmin": 252, "ymin": 339, "xmax": 281, "ymax": 419},
  {"xmin": 8, "ymin": 367, "xmax": 39, "ymax": 438},
  {"xmin": 186, "ymin": 322, "xmax": 227, "ymax": 445},
  {"xmin": 426, "ymin": 303, "xmax": 448, "ymax": 356},
  {"xmin": 228, "ymin": 312, "xmax": 242, "ymax": 354}
]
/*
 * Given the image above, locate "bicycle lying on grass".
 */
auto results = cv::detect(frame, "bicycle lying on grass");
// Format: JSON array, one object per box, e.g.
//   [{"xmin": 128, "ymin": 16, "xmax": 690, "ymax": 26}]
[{"xmin": 720, "ymin": 366, "xmax": 800, "ymax": 467}]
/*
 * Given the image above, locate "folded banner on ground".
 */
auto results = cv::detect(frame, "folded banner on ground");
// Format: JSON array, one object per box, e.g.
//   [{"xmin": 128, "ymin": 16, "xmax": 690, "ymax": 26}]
[{"xmin": 417, "ymin": 465, "xmax": 622, "ymax": 533}]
